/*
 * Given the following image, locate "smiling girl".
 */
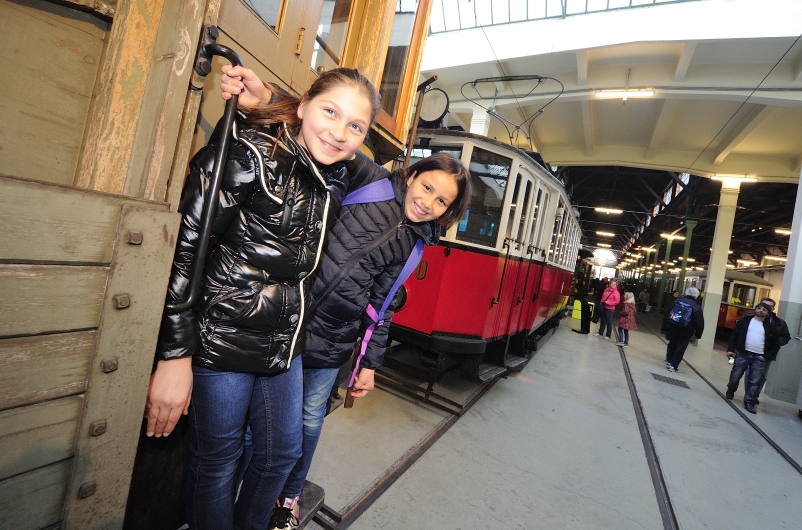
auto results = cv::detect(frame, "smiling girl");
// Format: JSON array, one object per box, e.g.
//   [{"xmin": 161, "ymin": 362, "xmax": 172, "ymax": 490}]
[
  {"xmin": 147, "ymin": 68, "xmax": 386, "ymax": 530},
  {"xmin": 267, "ymin": 153, "xmax": 471, "ymax": 530}
]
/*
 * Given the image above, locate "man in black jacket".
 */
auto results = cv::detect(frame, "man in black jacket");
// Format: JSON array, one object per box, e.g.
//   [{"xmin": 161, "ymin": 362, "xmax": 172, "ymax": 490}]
[{"xmin": 725, "ymin": 298, "xmax": 791, "ymax": 413}]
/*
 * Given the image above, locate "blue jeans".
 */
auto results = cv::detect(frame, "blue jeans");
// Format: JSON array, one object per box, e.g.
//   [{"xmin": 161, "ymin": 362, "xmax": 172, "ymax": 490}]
[
  {"xmin": 280, "ymin": 366, "xmax": 340, "ymax": 498},
  {"xmin": 618, "ymin": 328, "xmax": 629, "ymax": 344},
  {"xmin": 186, "ymin": 361, "xmax": 303, "ymax": 530},
  {"xmin": 598, "ymin": 307, "xmax": 614, "ymax": 337},
  {"xmin": 666, "ymin": 335, "xmax": 692, "ymax": 370},
  {"xmin": 727, "ymin": 352, "xmax": 767, "ymax": 405}
]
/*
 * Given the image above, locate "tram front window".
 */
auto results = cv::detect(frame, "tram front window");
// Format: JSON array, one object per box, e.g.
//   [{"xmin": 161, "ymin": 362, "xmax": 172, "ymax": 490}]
[
  {"xmin": 457, "ymin": 147, "xmax": 511, "ymax": 247},
  {"xmin": 730, "ymin": 283, "xmax": 756, "ymax": 307}
]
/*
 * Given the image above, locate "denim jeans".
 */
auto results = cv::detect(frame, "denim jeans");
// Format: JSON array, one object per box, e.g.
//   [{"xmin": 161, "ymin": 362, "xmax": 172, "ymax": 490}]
[
  {"xmin": 618, "ymin": 328, "xmax": 629, "ymax": 344},
  {"xmin": 598, "ymin": 307, "xmax": 614, "ymax": 337},
  {"xmin": 280, "ymin": 365, "xmax": 340, "ymax": 498},
  {"xmin": 727, "ymin": 351, "xmax": 767, "ymax": 405},
  {"xmin": 666, "ymin": 336, "xmax": 692, "ymax": 370},
  {"xmin": 186, "ymin": 361, "xmax": 303, "ymax": 530}
]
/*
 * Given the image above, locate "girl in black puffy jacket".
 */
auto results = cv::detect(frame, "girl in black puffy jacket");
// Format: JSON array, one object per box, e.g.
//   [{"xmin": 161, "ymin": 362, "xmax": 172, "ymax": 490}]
[
  {"xmin": 146, "ymin": 69, "xmax": 388, "ymax": 530},
  {"xmin": 266, "ymin": 153, "xmax": 472, "ymax": 530}
]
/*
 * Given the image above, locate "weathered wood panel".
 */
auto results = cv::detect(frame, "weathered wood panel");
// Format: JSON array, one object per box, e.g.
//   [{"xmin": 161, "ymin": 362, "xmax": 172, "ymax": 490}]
[
  {"xmin": 62, "ymin": 205, "xmax": 181, "ymax": 528},
  {"xmin": 73, "ymin": 0, "xmax": 168, "ymax": 193},
  {"xmin": 0, "ymin": 331, "xmax": 95, "ymax": 411},
  {"xmin": 0, "ymin": 265, "xmax": 107, "ymax": 337},
  {"xmin": 0, "ymin": 459, "xmax": 70, "ymax": 530},
  {"xmin": 0, "ymin": 0, "xmax": 106, "ymax": 185},
  {"xmin": 0, "ymin": 396, "xmax": 83, "ymax": 480},
  {"xmin": 0, "ymin": 176, "xmax": 121, "ymax": 263}
]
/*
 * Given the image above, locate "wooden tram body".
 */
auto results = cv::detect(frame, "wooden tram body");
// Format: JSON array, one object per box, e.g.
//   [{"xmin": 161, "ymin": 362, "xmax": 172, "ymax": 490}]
[
  {"xmin": 668, "ymin": 270, "xmax": 774, "ymax": 329},
  {"xmin": 0, "ymin": 0, "xmax": 436, "ymax": 528},
  {"xmin": 390, "ymin": 131, "xmax": 581, "ymax": 381}
]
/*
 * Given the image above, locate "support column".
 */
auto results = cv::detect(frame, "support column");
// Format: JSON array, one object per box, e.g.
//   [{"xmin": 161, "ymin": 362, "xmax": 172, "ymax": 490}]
[
  {"xmin": 677, "ymin": 220, "xmax": 697, "ymax": 291},
  {"xmin": 656, "ymin": 237, "xmax": 674, "ymax": 313},
  {"xmin": 698, "ymin": 180, "xmax": 740, "ymax": 350},
  {"xmin": 470, "ymin": 106, "xmax": 491, "ymax": 136},
  {"xmin": 765, "ymin": 171, "xmax": 802, "ymax": 405},
  {"xmin": 649, "ymin": 241, "xmax": 662, "ymax": 287}
]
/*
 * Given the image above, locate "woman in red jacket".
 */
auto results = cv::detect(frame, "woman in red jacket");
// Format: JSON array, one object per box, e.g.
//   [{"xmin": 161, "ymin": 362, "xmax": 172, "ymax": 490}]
[{"xmin": 594, "ymin": 280, "xmax": 620, "ymax": 339}]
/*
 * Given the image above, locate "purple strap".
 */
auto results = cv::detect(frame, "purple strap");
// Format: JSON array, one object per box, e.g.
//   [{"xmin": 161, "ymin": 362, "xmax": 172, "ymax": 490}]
[
  {"xmin": 349, "ymin": 239, "xmax": 425, "ymax": 387},
  {"xmin": 341, "ymin": 178, "xmax": 395, "ymax": 206}
]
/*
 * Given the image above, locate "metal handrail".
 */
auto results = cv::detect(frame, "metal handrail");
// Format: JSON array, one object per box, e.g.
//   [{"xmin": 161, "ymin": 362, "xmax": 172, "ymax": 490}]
[{"xmin": 166, "ymin": 44, "xmax": 243, "ymax": 314}]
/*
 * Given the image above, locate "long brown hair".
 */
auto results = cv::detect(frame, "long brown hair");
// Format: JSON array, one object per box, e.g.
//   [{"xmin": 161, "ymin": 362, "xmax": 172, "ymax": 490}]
[
  {"xmin": 243, "ymin": 68, "xmax": 381, "ymax": 129},
  {"xmin": 399, "ymin": 153, "xmax": 472, "ymax": 227}
]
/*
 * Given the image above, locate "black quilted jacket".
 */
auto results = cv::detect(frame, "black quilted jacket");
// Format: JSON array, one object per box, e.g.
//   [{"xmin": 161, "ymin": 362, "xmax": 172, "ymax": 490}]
[
  {"xmin": 155, "ymin": 119, "xmax": 386, "ymax": 374},
  {"xmin": 299, "ymin": 174, "xmax": 439, "ymax": 370}
]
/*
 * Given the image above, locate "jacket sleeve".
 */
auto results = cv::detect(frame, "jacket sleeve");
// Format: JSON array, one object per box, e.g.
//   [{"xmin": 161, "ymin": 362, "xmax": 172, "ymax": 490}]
[
  {"xmin": 155, "ymin": 124, "xmax": 258, "ymax": 362},
  {"xmin": 344, "ymin": 151, "xmax": 391, "ymax": 192},
  {"xmin": 692, "ymin": 303, "xmax": 705, "ymax": 339},
  {"xmin": 774, "ymin": 317, "xmax": 791, "ymax": 348},
  {"xmin": 727, "ymin": 318, "xmax": 742, "ymax": 352},
  {"xmin": 357, "ymin": 258, "xmax": 407, "ymax": 370}
]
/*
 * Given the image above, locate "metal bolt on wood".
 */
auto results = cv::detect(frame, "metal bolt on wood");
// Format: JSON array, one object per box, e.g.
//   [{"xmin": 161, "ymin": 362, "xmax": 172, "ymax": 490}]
[
  {"xmin": 100, "ymin": 358, "xmax": 119, "ymax": 373},
  {"xmin": 113, "ymin": 294, "xmax": 131, "ymax": 309},
  {"xmin": 89, "ymin": 420, "xmax": 107, "ymax": 436},
  {"xmin": 78, "ymin": 482, "xmax": 96, "ymax": 499},
  {"xmin": 126, "ymin": 231, "xmax": 143, "ymax": 245}
]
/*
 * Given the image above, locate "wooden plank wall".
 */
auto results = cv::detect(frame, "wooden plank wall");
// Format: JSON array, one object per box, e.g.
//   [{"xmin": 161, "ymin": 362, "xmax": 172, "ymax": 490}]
[
  {"xmin": 0, "ymin": 176, "xmax": 179, "ymax": 530},
  {"xmin": 0, "ymin": 0, "xmax": 107, "ymax": 186}
]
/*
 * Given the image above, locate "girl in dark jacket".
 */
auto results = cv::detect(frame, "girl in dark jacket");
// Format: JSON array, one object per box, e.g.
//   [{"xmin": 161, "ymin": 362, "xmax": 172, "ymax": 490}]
[
  {"xmin": 146, "ymin": 69, "xmax": 386, "ymax": 530},
  {"xmin": 267, "ymin": 153, "xmax": 471, "ymax": 529}
]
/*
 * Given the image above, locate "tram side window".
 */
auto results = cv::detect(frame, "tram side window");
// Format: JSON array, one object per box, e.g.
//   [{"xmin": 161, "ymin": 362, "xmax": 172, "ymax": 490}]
[
  {"xmin": 456, "ymin": 147, "xmax": 512, "ymax": 247},
  {"xmin": 548, "ymin": 198, "xmax": 566, "ymax": 264},
  {"xmin": 312, "ymin": 0, "xmax": 354, "ymax": 73},
  {"xmin": 245, "ymin": 0, "xmax": 285, "ymax": 32},
  {"xmin": 721, "ymin": 281, "xmax": 730, "ymax": 303},
  {"xmin": 408, "ymin": 146, "xmax": 463, "ymax": 166},
  {"xmin": 731, "ymin": 283, "xmax": 756, "ymax": 308},
  {"xmin": 524, "ymin": 188, "xmax": 544, "ymax": 255}
]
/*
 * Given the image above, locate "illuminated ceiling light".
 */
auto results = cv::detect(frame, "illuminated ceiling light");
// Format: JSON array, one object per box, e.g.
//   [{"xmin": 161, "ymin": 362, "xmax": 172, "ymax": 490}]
[
  {"xmin": 736, "ymin": 259, "xmax": 757, "ymax": 266},
  {"xmin": 711, "ymin": 174, "xmax": 758, "ymax": 182},
  {"xmin": 595, "ymin": 207, "xmax": 623, "ymax": 214},
  {"xmin": 660, "ymin": 233, "xmax": 686, "ymax": 240},
  {"xmin": 726, "ymin": 264, "xmax": 735, "ymax": 268},
  {"xmin": 775, "ymin": 228, "xmax": 792, "ymax": 235},
  {"xmin": 597, "ymin": 243, "xmax": 611, "ymax": 248},
  {"xmin": 764, "ymin": 256, "xmax": 787, "ymax": 261},
  {"xmin": 596, "ymin": 231, "xmax": 615, "ymax": 237},
  {"xmin": 595, "ymin": 89, "xmax": 655, "ymax": 100}
]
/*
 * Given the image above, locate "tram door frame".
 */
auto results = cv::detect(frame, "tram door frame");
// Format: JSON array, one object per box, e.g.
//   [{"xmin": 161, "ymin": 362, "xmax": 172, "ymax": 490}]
[
  {"xmin": 189, "ymin": 0, "xmax": 324, "ymax": 155},
  {"xmin": 490, "ymin": 166, "xmax": 538, "ymax": 342}
]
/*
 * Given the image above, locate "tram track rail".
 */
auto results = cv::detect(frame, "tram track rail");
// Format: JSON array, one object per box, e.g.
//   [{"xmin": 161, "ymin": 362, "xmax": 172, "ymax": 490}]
[
  {"xmin": 615, "ymin": 314, "xmax": 802, "ymax": 530},
  {"xmin": 313, "ymin": 370, "xmax": 500, "ymax": 529}
]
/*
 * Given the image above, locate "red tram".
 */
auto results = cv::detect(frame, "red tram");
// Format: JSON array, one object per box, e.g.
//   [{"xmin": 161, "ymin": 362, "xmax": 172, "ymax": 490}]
[{"xmin": 389, "ymin": 131, "xmax": 581, "ymax": 381}]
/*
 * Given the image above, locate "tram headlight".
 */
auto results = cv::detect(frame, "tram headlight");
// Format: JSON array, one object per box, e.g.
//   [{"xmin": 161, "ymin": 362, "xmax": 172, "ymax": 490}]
[{"xmin": 393, "ymin": 286, "xmax": 408, "ymax": 312}]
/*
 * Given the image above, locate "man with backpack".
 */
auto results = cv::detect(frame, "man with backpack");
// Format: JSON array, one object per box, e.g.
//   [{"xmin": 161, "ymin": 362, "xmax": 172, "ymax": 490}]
[
  {"xmin": 725, "ymin": 298, "xmax": 790, "ymax": 414},
  {"xmin": 665, "ymin": 287, "xmax": 705, "ymax": 373}
]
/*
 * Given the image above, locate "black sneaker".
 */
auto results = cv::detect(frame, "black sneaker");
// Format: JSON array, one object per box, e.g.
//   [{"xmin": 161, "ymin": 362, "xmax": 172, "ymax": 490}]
[
  {"xmin": 725, "ymin": 390, "xmax": 734, "ymax": 400},
  {"xmin": 269, "ymin": 497, "xmax": 299, "ymax": 530},
  {"xmin": 745, "ymin": 403, "xmax": 757, "ymax": 414}
]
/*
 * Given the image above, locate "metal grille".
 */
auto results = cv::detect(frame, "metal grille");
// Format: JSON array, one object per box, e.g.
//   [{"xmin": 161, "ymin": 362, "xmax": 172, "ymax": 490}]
[{"xmin": 651, "ymin": 373, "xmax": 690, "ymax": 389}]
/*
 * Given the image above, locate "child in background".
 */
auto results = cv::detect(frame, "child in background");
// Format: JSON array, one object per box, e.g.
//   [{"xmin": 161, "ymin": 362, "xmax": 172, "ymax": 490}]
[
  {"xmin": 147, "ymin": 68, "xmax": 387, "ymax": 530},
  {"xmin": 617, "ymin": 291, "xmax": 637, "ymax": 346},
  {"xmin": 267, "ymin": 153, "xmax": 471, "ymax": 530}
]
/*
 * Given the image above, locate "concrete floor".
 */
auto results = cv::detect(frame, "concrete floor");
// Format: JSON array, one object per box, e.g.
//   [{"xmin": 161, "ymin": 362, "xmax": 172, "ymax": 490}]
[{"xmin": 305, "ymin": 312, "xmax": 802, "ymax": 529}]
